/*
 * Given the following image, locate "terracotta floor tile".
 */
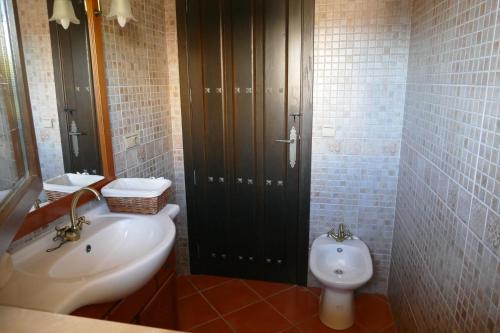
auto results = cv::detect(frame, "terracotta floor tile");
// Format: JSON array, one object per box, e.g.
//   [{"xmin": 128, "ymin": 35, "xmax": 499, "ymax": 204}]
[
  {"xmin": 224, "ymin": 301, "xmax": 291, "ymax": 333},
  {"xmin": 177, "ymin": 275, "xmax": 198, "ymax": 299},
  {"xmin": 308, "ymin": 287, "xmax": 322, "ymax": 297},
  {"xmin": 298, "ymin": 315, "xmax": 367, "ymax": 333},
  {"xmin": 267, "ymin": 286, "xmax": 318, "ymax": 324},
  {"xmin": 378, "ymin": 324, "xmax": 397, "ymax": 333},
  {"xmin": 189, "ymin": 275, "xmax": 233, "ymax": 291},
  {"xmin": 243, "ymin": 279, "xmax": 292, "ymax": 298},
  {"xmin": 191, "ymin": 319, "xmax": 234, "ymax": 333},
  {"xmin": 354, "ymin": 294, "xmax": 393, "ymax": 332},
  {"xmin": 177, "ymin": 294, "xmax": 218, "ymax": 330},
  {"xmin": 203, "ymin": 280, "xmax": 260, "ymax": 315}
]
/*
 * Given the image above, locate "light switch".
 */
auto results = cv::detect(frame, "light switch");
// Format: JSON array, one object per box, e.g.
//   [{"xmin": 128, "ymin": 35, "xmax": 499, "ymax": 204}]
[
  {"xmin": 41, "ymin": 118, "xmax": 53, "ymax": 128},
  {"xmin": 125, "ymin": 133, "xmax": 139, "ymax": 149},
  {"xmin": 322, "ymin": 125, "xmax": 336, "ymax": 137}
]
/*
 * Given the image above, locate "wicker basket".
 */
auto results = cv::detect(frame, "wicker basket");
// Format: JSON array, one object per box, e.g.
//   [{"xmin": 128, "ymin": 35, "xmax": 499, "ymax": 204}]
[
  {"xmin": 105, "ymin": 187, "xmax": 171, "ymax": 214},
  {"xmin": 45, "ymin": 190, "xmax": 68, "ymax": 202}
]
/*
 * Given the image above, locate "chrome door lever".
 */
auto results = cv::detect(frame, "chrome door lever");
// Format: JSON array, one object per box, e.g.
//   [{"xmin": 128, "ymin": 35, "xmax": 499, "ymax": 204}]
[
  {"xmin": 274, "ymin": 139, "xmax": 295, "ymax": 144},
  {"xmin": 274, "ymin": 126, "xmax": 297, "ymax": 168}
]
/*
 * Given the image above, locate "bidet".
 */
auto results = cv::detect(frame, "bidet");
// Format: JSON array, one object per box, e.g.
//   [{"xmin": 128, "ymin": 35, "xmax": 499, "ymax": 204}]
[{"xmin": 309, "ymin": 232, "xmax": 373, "ymax": 330}]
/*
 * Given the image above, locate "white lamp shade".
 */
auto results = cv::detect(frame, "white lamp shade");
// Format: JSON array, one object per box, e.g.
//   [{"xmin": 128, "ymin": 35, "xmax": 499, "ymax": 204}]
[
  {"xmin": 49, "ymin": 0, "xmax": 80, "ymax": 30},
  {"xmin": 108, "ymin": 0, "xmax": 137, "ymax": 28}
]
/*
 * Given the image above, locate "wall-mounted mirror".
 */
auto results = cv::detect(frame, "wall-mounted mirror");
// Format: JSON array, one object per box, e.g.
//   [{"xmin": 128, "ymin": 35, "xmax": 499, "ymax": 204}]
[
  {"xmin": 0, "ymin": 0, "xmax": 29, "ymax": 204},
  {"xmin": 16, "ymin": 0, "xmax": 110, "ymax": 208},
  {"xmin": 0, "ymin": 0, "xmax": 113, "ymax": 243},
  {"xmin": 0, "ymin": 0, "xmax": 43, "ymax": 256}
]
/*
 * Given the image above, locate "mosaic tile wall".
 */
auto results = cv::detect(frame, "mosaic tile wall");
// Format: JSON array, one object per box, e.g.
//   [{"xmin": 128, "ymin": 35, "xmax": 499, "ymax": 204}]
[
  {"xmin": 164, "ymin": 0, "xmax": 189, "ymax": 274},
  {"xmin": 310, "ymin": 0, "xmax": 411, "ymax": 293},
  {"xmin": 102, "ymin": 0, "xmax": 189, "ymax": 274},
  {"xmin": 17, "ymin": 0, "xmax": 64, "ymax": 181},
  {"xmin": 389, "ymin": 0, "xmax": 500, "ymax": 331}
]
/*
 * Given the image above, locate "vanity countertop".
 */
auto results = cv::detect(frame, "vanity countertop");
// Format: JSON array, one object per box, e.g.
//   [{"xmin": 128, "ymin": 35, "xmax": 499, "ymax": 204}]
[{"xmin": 0, "ymin": 306, "xmax": 181, "ymax": 333}]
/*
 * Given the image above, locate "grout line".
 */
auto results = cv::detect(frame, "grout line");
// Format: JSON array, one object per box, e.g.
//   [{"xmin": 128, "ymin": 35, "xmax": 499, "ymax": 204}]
[
  {"xmin": 193, "ymin": 288, "xmax": 238, "ymax": 333},
  {"xmin": 186, "ymin": 275, "xmax": 235, "ymax": 292}
]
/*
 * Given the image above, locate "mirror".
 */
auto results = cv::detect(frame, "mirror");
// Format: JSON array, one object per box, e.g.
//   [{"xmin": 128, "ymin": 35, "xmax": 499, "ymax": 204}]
[
  {"xmin": 17, "ymin": 0, "xmax": 104, "ymax": 207},
  {"xmin": 0, "ymin": 0, "xmax": 28, "ymax": 204},
  {"xmin": 0, "ymin": 0, "xmax": 43, "ymax": 256}
]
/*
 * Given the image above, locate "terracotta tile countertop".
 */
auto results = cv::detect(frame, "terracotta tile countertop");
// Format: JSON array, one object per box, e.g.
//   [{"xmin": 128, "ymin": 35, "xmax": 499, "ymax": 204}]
[{"xmin": 0, "ymin": 306, "xmax": 182, "ymax": 333}]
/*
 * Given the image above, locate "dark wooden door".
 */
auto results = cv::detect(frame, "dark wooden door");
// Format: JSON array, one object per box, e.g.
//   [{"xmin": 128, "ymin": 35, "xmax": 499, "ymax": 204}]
[
  {"xmin": 178, "ymin": 0, "xmax": 313, "ymax": 284},
  {"xmin": 48, "ymin": 0, "xmax": 101, "ymax": 175}
]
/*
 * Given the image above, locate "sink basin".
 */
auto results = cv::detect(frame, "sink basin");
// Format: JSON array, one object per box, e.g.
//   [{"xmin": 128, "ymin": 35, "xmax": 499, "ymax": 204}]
[{"xmin": 0, "ymin": 204, "xmax": 176, "ymax": 314}]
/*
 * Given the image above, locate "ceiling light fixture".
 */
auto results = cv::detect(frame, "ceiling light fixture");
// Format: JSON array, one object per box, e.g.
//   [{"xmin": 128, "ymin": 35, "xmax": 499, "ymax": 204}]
[{"xmin": 49, "ymin": 0, "xmax": 80, "ymax": 30}]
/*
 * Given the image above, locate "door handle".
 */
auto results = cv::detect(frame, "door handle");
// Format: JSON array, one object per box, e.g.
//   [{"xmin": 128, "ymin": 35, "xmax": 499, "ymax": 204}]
[
  {"xmin": 274, "ymin": 139, "xmax": 295, "ymax": 144},
  {"xmin": 68, "ymin": 131, "xmax": 87, "ymax": 136},
  {"xmin": 274, "ymin": 126, "xmax": 297, "ymax": 168}
]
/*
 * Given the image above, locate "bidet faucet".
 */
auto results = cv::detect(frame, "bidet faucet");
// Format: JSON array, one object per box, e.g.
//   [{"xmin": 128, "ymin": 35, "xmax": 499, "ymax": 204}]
[
  {"xmin": 327, "ymin": 223, "xmax": 352, "ymax": 242},
  {"xmin": 48, "ymin": 187, "xmax": 102, "ymax": 252}
]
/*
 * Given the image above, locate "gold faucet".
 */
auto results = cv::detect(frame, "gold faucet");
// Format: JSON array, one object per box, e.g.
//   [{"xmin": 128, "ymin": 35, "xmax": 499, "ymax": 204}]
[
  {"xmin": 51, "ymin": 187, "xmax": 102, "ymax": 247},
  {"xmin": 327, "ymin": 223, "xmax": 353, "ymax": 242}
]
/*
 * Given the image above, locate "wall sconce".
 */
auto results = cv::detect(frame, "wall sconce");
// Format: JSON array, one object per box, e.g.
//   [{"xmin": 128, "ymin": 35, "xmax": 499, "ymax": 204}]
[
  {"xmin": 107, "ymin": 0, "xmax": 137, "ymax": 28},
  {"xmin": 49, "ymin": 0, "xmax": 80, "ymax": 30}
]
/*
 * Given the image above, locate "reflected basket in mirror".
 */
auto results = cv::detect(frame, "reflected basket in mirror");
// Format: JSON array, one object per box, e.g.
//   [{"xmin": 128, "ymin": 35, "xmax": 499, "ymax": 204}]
[
  {"xmin": 43, "ymin": 174, "xmax": 105, "ymax": 201},
  {"xmin": 101, "ymin": 178, "xmax": 172, "ymax": 215}
]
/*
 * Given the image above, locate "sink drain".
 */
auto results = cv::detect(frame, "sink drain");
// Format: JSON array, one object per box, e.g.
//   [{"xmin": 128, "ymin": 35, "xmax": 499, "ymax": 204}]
[{"xmin": 334, "ymin": 269, "xmax": 344, "ymax": 275}]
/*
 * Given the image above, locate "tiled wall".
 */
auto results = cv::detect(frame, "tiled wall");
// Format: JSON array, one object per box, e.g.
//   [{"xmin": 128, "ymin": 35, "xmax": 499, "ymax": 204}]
[
  {"xmin": 310, "ymin": 0, "xmax": 411, "ymax": 293},
  {"xmin": 102, "ymin": 0, "xmax": 189, "ymax": 273},
  {"xmin": 389, "ymin": 0, "xmax": 500, "ymax": 331},
  {"xmin": 17, "ymin": 1, "xmax": 64, "ymax": 181},
  {"xmin": 165, "ymin": 0, "xmax": 189, "ymax": 274}
]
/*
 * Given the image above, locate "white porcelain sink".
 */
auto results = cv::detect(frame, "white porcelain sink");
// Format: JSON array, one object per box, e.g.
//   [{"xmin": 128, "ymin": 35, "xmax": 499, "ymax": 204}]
[{"xmin": 0, "ymin": 204, "xmax": 177, "ymax": 314}]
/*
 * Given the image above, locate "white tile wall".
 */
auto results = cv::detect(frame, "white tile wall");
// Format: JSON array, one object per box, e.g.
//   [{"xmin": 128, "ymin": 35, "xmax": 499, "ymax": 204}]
[
  {"xmin": 389, "ymin": 0, "xmax": 500, "ymax": 331},
  {"xmin": 310, "ymin": 0, "xmax": 411, "ymax": 293}
]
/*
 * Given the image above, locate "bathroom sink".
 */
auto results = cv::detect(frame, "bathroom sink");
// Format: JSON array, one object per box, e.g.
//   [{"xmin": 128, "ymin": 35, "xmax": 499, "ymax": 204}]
[{"xmin": 0, "ymin": 205, "xmax": 176, "ymax": 314}]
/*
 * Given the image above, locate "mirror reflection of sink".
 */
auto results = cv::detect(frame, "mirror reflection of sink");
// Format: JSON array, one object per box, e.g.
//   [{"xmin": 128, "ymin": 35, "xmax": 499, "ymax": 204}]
[
  {"xmin": 43, "ymin": 173, "xmax": 105, "ymax": 195},
  {"xmin": 0, "ymin": 204, "xmax": 176, "ymax": 314}
]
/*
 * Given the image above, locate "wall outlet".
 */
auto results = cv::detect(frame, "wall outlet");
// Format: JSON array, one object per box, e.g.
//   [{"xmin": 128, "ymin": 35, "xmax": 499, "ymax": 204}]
[
  {"xmin": 41, "ymin": 118, "xmax": 53, "ymax": 128},
  {"xmin": 322, "ymin": 125, "xmax": 336, "ymax": 137},
  {"xmin": 125, "ymin": 133, "xmax": 139, "ymax": 149}
]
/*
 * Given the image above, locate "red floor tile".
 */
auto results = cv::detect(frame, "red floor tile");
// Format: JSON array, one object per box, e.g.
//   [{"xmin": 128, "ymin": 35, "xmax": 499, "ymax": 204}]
[
  {"xmin": 174, "ymin": 275, "xmax": 395, "ymax": 333},
  {"xmin": 308, "ymin": 287, "xmax": 322, "ymax": 297},
  {"xmin": 224, "ymin": 301, "xmax": 291, "ymax": 333},
  {"xmin": 354, "ymin": 294, "xmax": 393, "ymax": 332},
  {"xmin": 267, "ymin": 286, "xmax": 318, "ymax": 324},
  {"xmin": 378, "ymin": 324, "xmax": 397, "ymax": 333},
  {"xmin": 177, "ymin": 275, "xmax": 197, "ymax": 299},
  {"xmin": 191, "ymin": 319, "xmax": 234, "ymax": 333},
  {"xmin": 203, "ymin": 280, "xmax": 260, "ymax": 315},
  {"xmin": 188, "ymin": 275, "xmax": 233, "ymax": 291},
  {"xmin": 177, "ymin": 294, "xmax": 218, "ymax": 330},
  {"xmin": 243, "ymin": 279, "xmax": 292, "ymax": 298},
  {"xmin": 298, "ymin": 315, "xmax": 368, "ymax": 333}
]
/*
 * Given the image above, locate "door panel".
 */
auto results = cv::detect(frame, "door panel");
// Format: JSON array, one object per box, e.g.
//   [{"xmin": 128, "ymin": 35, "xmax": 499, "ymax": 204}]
[
  {"xmin": 182, "ymin": 0, "xmax": 309, "ymax": 284},
  {"xmin": 261, "ymin": 0, "xmax": 289, "ymax": 275}
]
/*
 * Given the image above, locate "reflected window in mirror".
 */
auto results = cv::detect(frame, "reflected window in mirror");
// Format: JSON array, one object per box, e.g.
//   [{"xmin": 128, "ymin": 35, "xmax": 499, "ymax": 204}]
[
  {"xmin": 17, "ymin": 0, "xmax": 102, "ymax": 205},
  {"xmin": 0, "ymin": 0, "xmax": 28, "ymax": 204}
]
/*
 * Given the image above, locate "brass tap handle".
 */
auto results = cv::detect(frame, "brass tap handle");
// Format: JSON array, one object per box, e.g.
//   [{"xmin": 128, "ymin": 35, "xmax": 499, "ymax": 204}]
[
  {"xmin": 327, "ymin": 223, "xmax": 353, "ymax": 242},
  {"xmin": 76, "ymin": 216, "xmax": 90, "ymax": 229}
]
